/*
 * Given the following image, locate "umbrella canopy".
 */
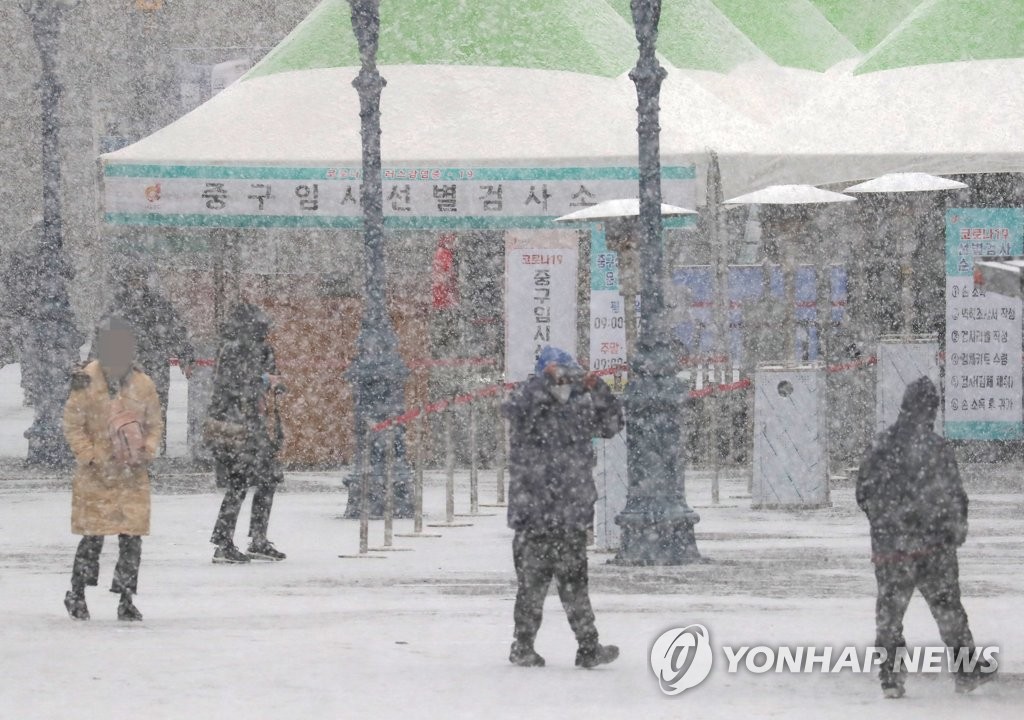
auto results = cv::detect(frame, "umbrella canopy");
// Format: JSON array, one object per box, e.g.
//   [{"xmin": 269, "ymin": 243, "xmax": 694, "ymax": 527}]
[
  {"xmin": 844, "ymin": 173, "xmax": 968, "ymax": 194},
  {"xmin": 808, "ymin": 0, "xmax": 921, "ymax": 53},
  {"xmin": 248, "ymin": 0, "xmax": 638, "ymax": 79},
  {"xmin": 708, "ymin": 0, "xmax": 859, "ymax": 71},
  {"xmin": 723, "ymin": 185, "xmax": 856, "ymax": 206},
  {"xmin": 855, "ymin": 0, "xmax": 1024, "ymax": 75},
  {"xmin": 554, "ymin": 198, "xmax": 697, "ymax": 223}
]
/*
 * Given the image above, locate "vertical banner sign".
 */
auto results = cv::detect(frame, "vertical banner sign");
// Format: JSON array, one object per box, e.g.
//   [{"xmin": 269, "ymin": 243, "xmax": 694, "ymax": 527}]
[
  {"xmin": 504, "ymin": 230, "xmax": 578, "ymax": 382},
  {"xmin": 945, "ymin": 208, "xmax": 1024, "ymax": 439},
  {"xmin": 589, "ymin": 224, "xmax": 628, "ymax": 550},
  {"xmin": 589, "ymin": 225, "xmax": 628, "ymax": 390}
]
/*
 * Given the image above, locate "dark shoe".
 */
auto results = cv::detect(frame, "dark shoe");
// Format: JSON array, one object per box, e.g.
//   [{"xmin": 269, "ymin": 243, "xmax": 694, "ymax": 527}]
[
  {"xmin": 212, "ymin": 544, "xmax": 251, "ymax": 564},
  {"xmin": 117, "ymin": 595, "xmax": 143, "ymax": 622},
  {"xmin": 882, "ymin": 683, "xmax": 906, "ymax": 699},
  {"xmin": 64, "ymin": 590, "xmax": 89, "ymax": 621},
  {"xmin": 247, "ymin": 540, "xmax": 286, "ymax": 561},
  {"xmin": 955, "ymin": 667, "xmax": 998, "ymax": 694},
  {"xmin": 509, "ymin": 641, "xmax": 546, "ymax": 667},
  {"xmin": 575, "ymin": 644, "xmax": 619, "ymax": 669}
]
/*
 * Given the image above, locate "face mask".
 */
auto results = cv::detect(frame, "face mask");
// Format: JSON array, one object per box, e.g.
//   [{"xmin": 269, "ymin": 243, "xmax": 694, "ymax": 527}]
[{"xmin": 550, "ymin": 384, "xmax": 572, "ymax": 404}]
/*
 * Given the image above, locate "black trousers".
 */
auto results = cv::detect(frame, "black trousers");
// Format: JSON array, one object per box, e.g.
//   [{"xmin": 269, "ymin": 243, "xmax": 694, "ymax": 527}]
[
  {"xmin": 211, "ymin": 482, "xmax": 276, "ymax": 547},
  {"xmin": 71, "ymin": 535, "xmax": 142, "ymax": 595},
  {"xmin": 874, "ymin": 547, "xmax": 974, "ymax": 685},
  {"xmin": 512, "ymin": 529, "xmax": 599, "ymax": 650}
]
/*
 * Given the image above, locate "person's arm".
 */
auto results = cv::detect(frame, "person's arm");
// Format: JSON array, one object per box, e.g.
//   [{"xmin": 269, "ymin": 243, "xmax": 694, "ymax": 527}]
[
  {"xmin": 854, "ymin": 443, "xmax": 879, "ymax": 513},
  {"xmin": 581, "ymin": 373, "xmax": 623, "ymax": 438},
  {"xmin": 63, "ymin": 372, "xmax": 99, "ymax": 467},
  {"xmin": 139, "ymin": 375, "xmax": 163, "ymax": 464},
  {"xmin": 944, "ymin": 443, "xmax": 969, "ymax": 545}
]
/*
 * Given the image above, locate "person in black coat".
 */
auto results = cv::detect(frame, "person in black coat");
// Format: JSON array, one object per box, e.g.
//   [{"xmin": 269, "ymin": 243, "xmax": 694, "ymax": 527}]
[
  {"xmin": 206, "ymin": 303, "xmax": 286, "ymax": 563},
  {"xmin": 503, "ymin": 346, "xmax": 623, "ymax": 668},
  {"xmin": 857, "ymin": 377, "xmax": 994, "ymax": 697}
]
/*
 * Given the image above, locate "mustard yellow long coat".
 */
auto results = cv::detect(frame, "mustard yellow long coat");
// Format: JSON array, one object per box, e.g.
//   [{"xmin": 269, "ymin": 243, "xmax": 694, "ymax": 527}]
[{"xmin": 63, "ymin": 361, "xmax": 163, "ymax": 536}]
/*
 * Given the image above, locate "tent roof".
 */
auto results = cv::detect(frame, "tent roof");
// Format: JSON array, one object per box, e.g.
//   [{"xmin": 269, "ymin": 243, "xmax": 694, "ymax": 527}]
[
  {"xmin": 103, "ymin": 65, "xmax": 767, "ymax": 180},
  {"xmin": 246, "ymin": 0, "xmax": 638, "ymax": 80},
  {"xmin": 856, "ymin": 0, "xmax": 1024, "ymax": 74},
  {"xmin": 808, "ymin": 0, "xmax": 921, "ymax": 53},
  {"xmin": 604, "ymin": 0, "xmax": 767, "ymax": 73},
  {"xmin": 708, "ymin": 0, "xmax": 859, "ymax": 71}
]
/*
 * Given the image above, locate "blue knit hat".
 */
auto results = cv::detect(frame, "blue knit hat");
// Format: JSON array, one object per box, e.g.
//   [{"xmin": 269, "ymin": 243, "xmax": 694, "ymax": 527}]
[{"xmin": 534, "ymin": 346, "xmax": 581, "ymax": 375}]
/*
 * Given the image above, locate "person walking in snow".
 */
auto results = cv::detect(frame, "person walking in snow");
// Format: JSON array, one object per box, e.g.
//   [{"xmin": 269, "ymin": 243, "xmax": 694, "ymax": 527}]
[
  {"xmin": 502, "ymin": 346, "xmax": 623, "ymax": 668},
  {"xmin": 205, "ymin": 303, "xmax": 286, "ymax": 564},
  {"xmin": 63, "ymin": 316, "xmax": 161, "ymax": 621},
  {"xmin": 857, "ymin": 376, "xmax": 995, "ymax": 698}
]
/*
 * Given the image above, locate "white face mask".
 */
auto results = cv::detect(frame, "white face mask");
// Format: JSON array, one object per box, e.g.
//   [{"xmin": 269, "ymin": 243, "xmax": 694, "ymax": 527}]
[{"xmin": 550, "ymin": 385, "xmax": 572, "ymax": 404}]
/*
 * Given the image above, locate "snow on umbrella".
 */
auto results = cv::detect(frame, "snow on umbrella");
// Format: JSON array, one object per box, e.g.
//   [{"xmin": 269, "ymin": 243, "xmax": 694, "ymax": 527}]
[
  {"xmin": 722, "ymin": 184, "xmax": 856, "ymax": 206},
  {"xmin": 553, "ymin": 198, "xmax": 697, "ymax": 223},
  {"xmin": 844, "ymin": 172, "xmax": 967, "ymax": 194}
]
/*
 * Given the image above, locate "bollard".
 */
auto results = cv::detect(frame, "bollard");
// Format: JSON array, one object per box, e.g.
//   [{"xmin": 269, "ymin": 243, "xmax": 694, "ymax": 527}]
[
  {"xmin": 396, "ymin": 407, "xmax": 442, "ymax": 538},
  {"xmin": 426, "ymin": 407, "xmax": 472, "ymax": 528},
  {"xmin": 469, "ymin": 402, "xmax": 479, "ymax": 514},
  {"xmin": 383, "ymin": 430, "xmax": 394, "ymax": 548}
]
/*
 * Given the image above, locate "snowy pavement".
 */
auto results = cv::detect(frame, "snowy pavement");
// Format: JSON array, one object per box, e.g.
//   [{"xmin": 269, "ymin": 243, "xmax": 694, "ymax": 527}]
[
  {"xmin": 1, "ymin": 467, "xmax": 1023, "ymax": 720},
  {"xmin": 2, "ymin": 365, "xmax": 1023, "ymax": 718}
]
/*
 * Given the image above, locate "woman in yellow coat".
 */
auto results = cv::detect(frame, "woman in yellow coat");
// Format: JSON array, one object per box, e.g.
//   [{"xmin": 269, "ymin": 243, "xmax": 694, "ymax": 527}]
[{"xmin": 63, "ymin": 316, "xmax": 162, "ymax": 621}]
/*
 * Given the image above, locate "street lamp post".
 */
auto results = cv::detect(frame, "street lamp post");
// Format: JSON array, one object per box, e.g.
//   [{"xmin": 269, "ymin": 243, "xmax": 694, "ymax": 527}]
[
  {"xmin": 613, "ymin": 0, "xmax": 701, "ymax": 565},
  {"xmin": 20, "ymin": 0, "xmax": 82, "ymax": 468},
  {"xmin": 343, "ymin": 0, "xmax": 413, "ymax": 518}
]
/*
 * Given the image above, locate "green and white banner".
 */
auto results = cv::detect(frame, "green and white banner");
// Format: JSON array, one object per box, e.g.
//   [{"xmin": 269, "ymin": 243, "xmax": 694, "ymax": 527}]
[
  {"xmin": 103, "ymin": 164, "xmax": 697, "ymax": 230},
  {"xmin": 944, "ymin": 208, "xmax": 1024, "ymax": 440}
]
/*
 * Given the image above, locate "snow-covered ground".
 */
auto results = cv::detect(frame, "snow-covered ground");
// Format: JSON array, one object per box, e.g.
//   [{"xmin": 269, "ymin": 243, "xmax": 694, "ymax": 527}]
[
  {"xmin": 2, "ymin": 363, "xmax": 1023, "ymax": 718},
  {"xmin": 1, "ymin": 469, "xmax": 1022, "ymax": 719}
]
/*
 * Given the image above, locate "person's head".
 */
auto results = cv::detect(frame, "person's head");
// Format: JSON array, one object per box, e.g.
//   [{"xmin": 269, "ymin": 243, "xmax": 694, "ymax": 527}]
[
  {"xmin": 95, "ymin": 316, "xmax": 137, "ymax": 378},
  {"xmin": 535, "ymin": 346, "xmax": 583, "ymax": 404},
  {"xmin": 226, "ymin": 302, "xmax": 271, "ymax": 345},
  {"xmin": 899, "ymin": 376, "xmax": 940, "ymax": 427}
]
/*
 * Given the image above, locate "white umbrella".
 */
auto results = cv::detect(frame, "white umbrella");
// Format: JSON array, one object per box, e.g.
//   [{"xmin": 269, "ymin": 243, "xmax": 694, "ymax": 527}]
[
  {"xmin": 554, "ymin": 197, "xmax": 697, "ymax": 223},
  {"xmin": 723, "ymin": 184, "xmax": 856, "ymax": 206},
  {"xmin": 844, "ymin": 172, "xmax": 968, "ymax": 194}
]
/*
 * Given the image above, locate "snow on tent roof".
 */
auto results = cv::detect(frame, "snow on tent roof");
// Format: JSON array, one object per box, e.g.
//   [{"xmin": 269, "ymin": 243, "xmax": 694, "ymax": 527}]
[
  {"xmin": 807, "ymin": 0, "xmax": 921, "ymax": 53},
  {"xmin": 603, "ymin": 0, "xmax": 766, "ymax": 73},
  {"xmin": 709, "ymin": 0, "xmax": 859, "ymax": 71},
  {"xmin": 246, "ymin": 0, "xmax": 639, "ymax": 80},
  {"xmin": 855, "ymin": 0, "xmax": 1024, "ymax": 74}
]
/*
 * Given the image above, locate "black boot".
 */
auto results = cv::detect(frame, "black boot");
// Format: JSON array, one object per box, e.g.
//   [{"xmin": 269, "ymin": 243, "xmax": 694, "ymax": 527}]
[
  {"xmin": 64, "ymin": 590, "xmax": 89, "ymax": 621},
  {"xmin": 509, "ymin": 641, "xmax": 545, "ymax": 667},
  {"xmin": 575, "ymin": 643, "xmax": 619, "ymax": 669},
  {"xmin": 955, "ymin": 666, "xmax": 998, "ymax": 694},
  {"xmin": 117, "ymin": 593, "xmax": 143, "ymax": 622}
]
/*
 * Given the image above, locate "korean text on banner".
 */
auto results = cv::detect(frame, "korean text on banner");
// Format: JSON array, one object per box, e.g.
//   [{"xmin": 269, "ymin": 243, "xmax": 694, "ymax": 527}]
[
  {"xmin": 505, "ymin": 231, "xmax": 578, "ymax": 382},
  {"xmin": 589, "ymin": 226, "xmax": 627, "ymax": 391},
  {"xmin": 944, "ymin": 208, "xmax": 1024, "ymax": 440}
]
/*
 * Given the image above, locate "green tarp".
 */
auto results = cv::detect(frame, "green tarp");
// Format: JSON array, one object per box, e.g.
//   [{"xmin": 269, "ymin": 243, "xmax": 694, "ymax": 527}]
[
  {"xmin": 710, "ymin": 0, "xmax": 858, "ymax": 70},
  {"xmin": 604, "ymin": 0, "xmax": 766, "ymax": 72},
  {"xmin": 856, "ymin": 0, "xmax": 1024, "ymax": 74},
  {"xmin": 247, "ymin": 0, "xmax": 639, "ymax": 80},
  {"xmin": 808, "ymin": 0, "xmax": 921, "ymax": 52}
]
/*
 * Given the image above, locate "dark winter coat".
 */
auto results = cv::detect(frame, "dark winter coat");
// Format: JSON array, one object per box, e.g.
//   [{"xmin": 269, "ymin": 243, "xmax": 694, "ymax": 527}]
[
  {"xmin": 856, "ymin": 378, "xmax": 968, "ymax": 561},
  {"xmin": 207, "ymin": 304, "xmax": 283, "ymax": 489},
  {"xmin": 100, "ymin": 286, "xmax": 194, "ymax": 388},
  {"xmin": 503, "ymin": 374, "xmax": 623, "ymax": 532}
]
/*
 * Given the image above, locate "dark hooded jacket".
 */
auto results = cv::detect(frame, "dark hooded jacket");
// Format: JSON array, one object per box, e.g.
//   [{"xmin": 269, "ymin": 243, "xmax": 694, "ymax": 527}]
[
  {"xmin": 207, "ymin": 304, "xmax": 283, "ymax": 487},
  {"xmin": 503, "ymin": 372, "xmax": 623, "ymax": 532},
  {"xmin": 856, "ymin": 377, "xmax": 968, "ymax": 560},
  {"xmin": 104, "ymin": 285, "xmax": 194, "ymax": 386}
]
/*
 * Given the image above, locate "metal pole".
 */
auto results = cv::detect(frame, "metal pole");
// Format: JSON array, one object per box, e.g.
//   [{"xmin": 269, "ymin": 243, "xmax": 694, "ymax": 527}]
[
  {"xmin": 343, "ymin": 0, "xmax": 413, "ymax": 520},
  {"xmin": 20, "ymin": 0, "xmax": 81, "ymax": 468},
  {"xmin": 383, "ymin": 428, "xmax": 394, "ymax": 548},
  {"xmin": 496, "ymin": 409, "xmax": 507, "ymax": 505},
  {"xmin": 414, "ymin": 406, "xmax": 425, "ymax": 534},
  {"xmin": 359, "ymin": 424, "xmax": 370, "ymax": 555},
  {"xmin": 445, "ymin": 409, "xmax": 455, "ymax": 524},
  {"xmin": 469, "ymin": 402, "xmax": 479, "ymax": 514},
  {"xmin": 707, "ymin": 151, "xmax": 727, "ymax": 505},
  {"xmin": 614, "ymin": 0, "xmax": 701, "ymax": 565}
]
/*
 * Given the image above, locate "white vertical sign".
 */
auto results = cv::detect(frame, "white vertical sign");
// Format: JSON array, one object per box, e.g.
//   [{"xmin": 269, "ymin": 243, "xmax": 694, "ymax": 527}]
[{"xmin": 504, "ymin": 231, "xmax": 578, "ymax": 382}]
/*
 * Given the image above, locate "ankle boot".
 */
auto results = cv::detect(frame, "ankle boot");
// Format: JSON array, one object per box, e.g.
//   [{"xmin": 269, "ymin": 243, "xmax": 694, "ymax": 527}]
[
  {"xmin": 117, "ymin": 592, "xmax": 143, "ymax": 622},
  {"xmin": 64, "ymin": 589, "xmax": 90, "ymax": 621}
]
